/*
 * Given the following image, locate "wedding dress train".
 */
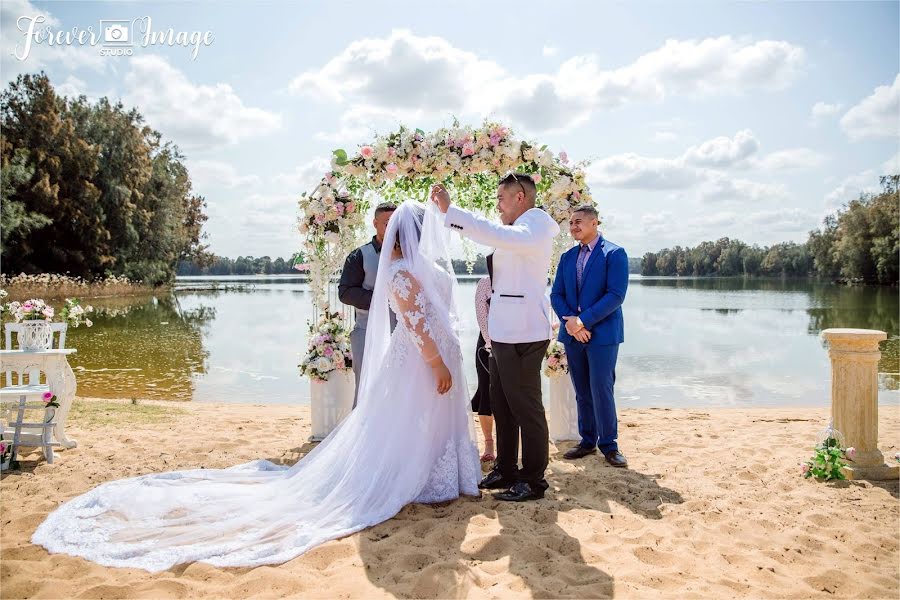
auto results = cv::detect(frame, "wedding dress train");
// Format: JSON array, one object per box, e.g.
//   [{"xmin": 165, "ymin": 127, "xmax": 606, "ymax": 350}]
[{"xmin": 32, "ymin": 202, "xmax": 480, "ymax": 572}]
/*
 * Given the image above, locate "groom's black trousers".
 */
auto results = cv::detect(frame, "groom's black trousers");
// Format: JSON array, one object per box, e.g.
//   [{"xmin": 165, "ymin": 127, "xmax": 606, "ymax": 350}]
[{"xmin": 489, "ymin": 340, "xmax": 551, "ymax": 491}]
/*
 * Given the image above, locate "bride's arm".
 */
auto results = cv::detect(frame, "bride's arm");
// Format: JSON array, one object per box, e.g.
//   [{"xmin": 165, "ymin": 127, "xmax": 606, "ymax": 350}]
[{"xmin": 390, "ymin": 269, "xmax": 453, "ymax": 394}]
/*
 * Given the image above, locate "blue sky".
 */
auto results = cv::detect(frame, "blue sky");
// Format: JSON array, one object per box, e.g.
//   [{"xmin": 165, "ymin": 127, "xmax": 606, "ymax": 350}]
[{"xmin": 3, "ymin": 1, "xmax": 898, "ymax": 259}]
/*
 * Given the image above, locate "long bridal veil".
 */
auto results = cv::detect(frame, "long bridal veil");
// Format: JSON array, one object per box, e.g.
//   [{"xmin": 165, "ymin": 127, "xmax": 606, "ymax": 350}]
[{"xmin": 32, "ymin": 201, "xmax": 478, "ymax": 572}]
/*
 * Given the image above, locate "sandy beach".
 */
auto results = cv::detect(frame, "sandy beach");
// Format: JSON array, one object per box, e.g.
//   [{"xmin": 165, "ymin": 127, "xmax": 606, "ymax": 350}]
[{"xmin": 1, "ymin": 397, "xmax": 897, "ymax": 599}]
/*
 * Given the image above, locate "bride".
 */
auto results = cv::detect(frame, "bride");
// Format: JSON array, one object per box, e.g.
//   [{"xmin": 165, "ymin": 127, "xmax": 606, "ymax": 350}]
[{"xmin": 32, "ymin": 201, "xmax": 480, "ymax": 572}]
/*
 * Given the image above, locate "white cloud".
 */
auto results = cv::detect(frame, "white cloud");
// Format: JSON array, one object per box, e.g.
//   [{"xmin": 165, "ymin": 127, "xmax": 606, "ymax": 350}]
[
  {"xmin": 698, "ymin": 174, "xmax": 788, "ymax": 203},
  {"xmin": 810, "ymin": 101, "xmax": 843, "ymax": 123},
  {"xmin": 683, "ymin": 129, "xmax": 759, "ymax": 168},
  {"xmin": 542, "ymin": 46, "xmax": 559, "ymax": 57},
  {"xmin": 745, "ymin": 208, "xmax": 814, "ymax": 232},
  {"xmin": 290, "ymin": 31, "xmax": 806, "ymax": 134},
  {"xmin": 55, "ymin": 75, "xmax": 88, "ymax": 98},
  {"xmin": 272, "ymin": 157, "xmax": 332, "ymax": 193},
  {"xmin": 124, "ymin": 55, "xmax": 282, "ymax": 150},
  {"xmin": 1, "ymin": 0, "xmax": 107, "ymax": 83},
  {"xmin": 653, "ymin": 131, "xmax": 678, "ymax": 142},
  {"xmin": 587, "ymin": 153, "xmax": 704, "ymax": 189},
  {"xmin": 289, "ymin": 30, "xmax": 504, "ymax": 113},
  {"xmin": 883, "ymin": 151, "xmax": 900, "ymax": 175},
  {"xmin": 840, "ymin": 74, "xmax": 900, "ymax": 141},
  {"xmin": 189, "ymin": 160, "xmax": 261, "ymax": 191},
  {"xmin": 824, "ymin": 170, "xmax": 879, "ymax": 211},
  {"xmin": 753, "ymin": 148, "xmax": 827, "ymax": 170}
]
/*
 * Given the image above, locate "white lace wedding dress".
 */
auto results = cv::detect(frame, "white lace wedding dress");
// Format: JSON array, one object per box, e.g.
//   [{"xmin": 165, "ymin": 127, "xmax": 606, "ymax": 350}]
[{"xmin": 32, "ymin": 203, "xmax": 480, "ymax": 572}]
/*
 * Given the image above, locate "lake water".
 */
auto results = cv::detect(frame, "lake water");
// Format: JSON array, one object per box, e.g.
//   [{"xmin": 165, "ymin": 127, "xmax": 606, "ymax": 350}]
[{"xmin": 58, "ymin": 276, "xmax": 898, "ymax": 408}]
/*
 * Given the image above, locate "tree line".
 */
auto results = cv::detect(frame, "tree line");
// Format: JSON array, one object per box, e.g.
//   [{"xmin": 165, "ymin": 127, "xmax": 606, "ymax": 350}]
[
  {"xmin": 1, "ymin": 73, "xmax": 210, "ymax": 286},
  {"xmin": 177, "ymin": 255, "xmax": 301, "ymax": 276},
  {"xmin": 641, "ymin": 176, "xmax": 898, "ymax": 285}
]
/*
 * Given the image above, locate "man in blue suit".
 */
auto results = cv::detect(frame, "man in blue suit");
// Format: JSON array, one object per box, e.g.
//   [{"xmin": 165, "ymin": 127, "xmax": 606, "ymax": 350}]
[{"xmin": 550, "ymin": 205, "xmax": 629, "ymax": 467}]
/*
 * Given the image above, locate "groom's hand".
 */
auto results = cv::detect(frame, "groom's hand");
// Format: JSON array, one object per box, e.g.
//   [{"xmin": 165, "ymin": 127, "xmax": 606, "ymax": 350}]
[{"xmin": 430, "ymin": 184, "xmax": 451, "ymax": 214}]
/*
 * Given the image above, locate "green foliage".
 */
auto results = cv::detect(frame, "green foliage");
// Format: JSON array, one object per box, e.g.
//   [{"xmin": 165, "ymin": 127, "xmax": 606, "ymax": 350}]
[
  {"xmin": 802, "ymin": 437, "xmax": 848, "ymax": 481},
  {"xmin": 1, "ymin": 72, "xmax": 211, "ymax": 285}
]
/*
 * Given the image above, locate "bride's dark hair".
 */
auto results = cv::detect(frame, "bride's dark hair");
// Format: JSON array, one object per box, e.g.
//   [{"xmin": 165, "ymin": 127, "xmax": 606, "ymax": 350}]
[{"xmin": 392, "ymin": 204, "xmax": 425, "ymax": 254}]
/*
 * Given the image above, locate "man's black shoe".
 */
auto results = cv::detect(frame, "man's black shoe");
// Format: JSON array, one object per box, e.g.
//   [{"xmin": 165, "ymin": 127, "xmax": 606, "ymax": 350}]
[
  {"xmin": 494, "ymin": 482, "xmax": 545, "ymax": 502},
  {"xmin": 563, "ymin": 445, "xmax": 596, "ymax": 460},
  {"xmin": 603, "ymin": 450, "xmax": 628, "ymax": 468},
  {"xmin": 478, "ymin": 468, "xmax": 516, "ymax": 490}
]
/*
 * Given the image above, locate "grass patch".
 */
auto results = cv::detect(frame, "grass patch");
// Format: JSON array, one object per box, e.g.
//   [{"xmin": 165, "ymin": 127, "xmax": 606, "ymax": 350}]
[{"xmin": 69, "ymin": 400, "xmax": 187, "ymax": 427}]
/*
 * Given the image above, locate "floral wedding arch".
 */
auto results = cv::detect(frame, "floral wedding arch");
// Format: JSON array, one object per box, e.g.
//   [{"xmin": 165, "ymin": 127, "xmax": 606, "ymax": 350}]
[{"xmin": 296, "ymin": 120, "xmax": 595, "ymax": 309}]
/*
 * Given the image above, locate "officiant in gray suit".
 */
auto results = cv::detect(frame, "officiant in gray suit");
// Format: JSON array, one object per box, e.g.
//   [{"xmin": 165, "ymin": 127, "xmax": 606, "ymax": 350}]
[{"xmin": 338, "ymin": 202, "xmax": 397, "ymax": 407}]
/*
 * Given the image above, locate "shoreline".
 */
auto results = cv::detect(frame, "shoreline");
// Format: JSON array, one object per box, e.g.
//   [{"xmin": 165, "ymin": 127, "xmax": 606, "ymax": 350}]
[{"xmin": 1, "ymin": 399, "xmax": 897, "ymax": 598}]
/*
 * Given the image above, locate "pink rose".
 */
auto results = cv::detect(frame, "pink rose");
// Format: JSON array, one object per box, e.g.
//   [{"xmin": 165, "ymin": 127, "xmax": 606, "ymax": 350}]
[
  {"xmin": 532, "ymin": 174, "xmax": 542, "ymax": 184},
  {"xmin": 548, "ymin": 357, "xmax": 559, "ymax": 367},
  {"xmin": 573, "ymin": 190, "xmax": 581, "ymax": 200},
  {"xmin": 335, "ymin": 203, "xmax": 345, "ymax": 216},
  {"xmin": 360, "ymin": 146, "xmax": 374, "ymax": 159},
  {"xmin": 43, "ymin": 391, "xmax": 53, "ymax": 401},
  {"xmin": 489, "ymin": 133, "xmax": 501, "ymax": 146},
  {"xmin": 386, "ymin": 163, "xmax": 398, "ymax": 175},
  {"xmin": 387, "ymin": 147, "xmax": 396, "ymax": 158},
  {"xmin": 346, "ymin": 202, "xmax": 356, "ymax": 214},
  {"xmin": 845, "ymin": 447, "xmax": 856, "ymax": 461},
  {"xmin": 461, "ymin": 142, "xmax": 475, "ymax": 157},
  {"xmin": 559, "ymin": 151, "xmax": 569, "ymax": 164},
  {"xmin": 325, "ymin": 172, "xmax": 336, "ymax": 184},
  {"xmin": 324, "ymin": 347, "xmax": 334, "ymax": 357},
  {"xmin": 315, "ymin": 214, "xmax": 325, "ymax": 224}
]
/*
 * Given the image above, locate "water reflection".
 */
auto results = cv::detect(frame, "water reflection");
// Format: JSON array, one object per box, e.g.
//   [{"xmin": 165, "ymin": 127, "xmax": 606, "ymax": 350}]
[
  {"xmin": 50, "ymin": 275, "xmax": 899, "ymax": 407},
  {"xmin": 64, "ymin": 295, "xmax": 212, "ymax": 401}
]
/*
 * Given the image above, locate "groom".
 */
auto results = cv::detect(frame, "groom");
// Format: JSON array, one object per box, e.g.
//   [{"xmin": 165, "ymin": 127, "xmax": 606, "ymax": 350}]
[
  {"xmin": 550, "ymin": 205, "xmax": 628, "ymax": 467},
  {"xmin": 432, "ymin": 174, "xmax": 560, "ymax": 502}
]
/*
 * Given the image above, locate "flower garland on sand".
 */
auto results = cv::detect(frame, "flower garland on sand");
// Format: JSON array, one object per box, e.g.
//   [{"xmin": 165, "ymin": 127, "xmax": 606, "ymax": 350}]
[
  {"xmin": 296, "ymin": 120, "xmax": 596, "ymax": 305},
  {"xmin": 298, "ymin": 311, "xmax": 353, "ymax": 383}
]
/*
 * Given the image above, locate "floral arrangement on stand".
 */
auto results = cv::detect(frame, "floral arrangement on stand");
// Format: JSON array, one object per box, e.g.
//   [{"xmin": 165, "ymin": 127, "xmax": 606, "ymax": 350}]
[
  {"xmin": 543, "ymin": 340, "xmax": 570, "ymax": 378},
  {"xmin": 801, "ymin": 421, "xmax": 854, "ymax": 481},
  {"xmin": 296, "ymin": 120, "xmax": 596, "ymax": 304},
  {"xmin": 298, "ymin": 311, "xmax": 354, "ymax": 383},
  {"xmin": 4, "ymin": 297, "xmax": 94, "ymax": 327}
]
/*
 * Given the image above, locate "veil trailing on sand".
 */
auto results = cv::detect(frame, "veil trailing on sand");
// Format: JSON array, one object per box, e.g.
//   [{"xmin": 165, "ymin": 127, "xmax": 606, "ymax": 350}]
[{"xmin": 32, "ymin": 200, "xmax": 479, "ymax": 572}]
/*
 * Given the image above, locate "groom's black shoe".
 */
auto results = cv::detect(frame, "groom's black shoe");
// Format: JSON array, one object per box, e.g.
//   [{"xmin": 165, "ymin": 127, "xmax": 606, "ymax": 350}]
[
  {"xmin": 603, "ymin": 450, "xmax": 628, "ymax": 468},
  {"xmin": 478, "ymin": 468, "xmax": 516, "ymax": 490},
  {"xmin": 494, "ymin": 482, "xmax": 545, "ymax": 502},
  {"xmin": 563, "ymin": 445, "xmax": 596, "ymax": 460}
]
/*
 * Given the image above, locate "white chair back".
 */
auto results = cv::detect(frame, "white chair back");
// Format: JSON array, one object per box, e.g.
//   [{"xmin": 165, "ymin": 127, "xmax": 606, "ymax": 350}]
[
  {"xmin": 4, "ymin": 322, "xmax": 67, "ymax": 350},
  {"xmin": 3, "ymin": 323, "xmax": 68, "ymax": 386}
]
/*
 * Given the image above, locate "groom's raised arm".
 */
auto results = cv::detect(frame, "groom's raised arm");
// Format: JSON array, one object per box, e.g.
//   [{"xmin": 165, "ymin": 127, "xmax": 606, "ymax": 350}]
[{"xmin": 443, "ymin": 206, "xmax": 558, "ymax": 250}]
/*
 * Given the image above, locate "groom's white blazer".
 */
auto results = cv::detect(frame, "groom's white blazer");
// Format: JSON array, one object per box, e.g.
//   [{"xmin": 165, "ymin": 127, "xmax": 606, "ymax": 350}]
[{"xmin": 444, "ymin": 206, "xmax": 561, "ymax": 344}]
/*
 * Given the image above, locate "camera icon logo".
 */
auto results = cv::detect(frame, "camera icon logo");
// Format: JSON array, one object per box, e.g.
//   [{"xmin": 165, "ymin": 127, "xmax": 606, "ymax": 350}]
[{"xmin": 99, "ymin": 20, "xmax": 131, "ymax": 45}]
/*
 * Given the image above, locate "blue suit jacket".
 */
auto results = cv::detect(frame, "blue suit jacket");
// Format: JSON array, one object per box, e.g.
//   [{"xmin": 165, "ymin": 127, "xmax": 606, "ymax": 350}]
[{"xmin": 550, "ymin": 236, "xmax": 627, "ymax": 346}]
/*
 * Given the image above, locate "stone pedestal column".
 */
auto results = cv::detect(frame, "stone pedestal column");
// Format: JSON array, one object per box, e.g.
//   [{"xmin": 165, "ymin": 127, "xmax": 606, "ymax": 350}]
[{"xmin": 821, "ymin": 328, "xmax": 899, "ymax": 480}]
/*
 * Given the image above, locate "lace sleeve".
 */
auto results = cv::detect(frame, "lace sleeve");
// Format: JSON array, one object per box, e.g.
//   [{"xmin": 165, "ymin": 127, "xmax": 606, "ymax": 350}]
[
  {"xmin": 390, "ymin": 269, "xmax": 443, "ymax": 364},
  {"xmin": 474, "ymin": 276, "xmax": 491, "ymax": 346}
]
